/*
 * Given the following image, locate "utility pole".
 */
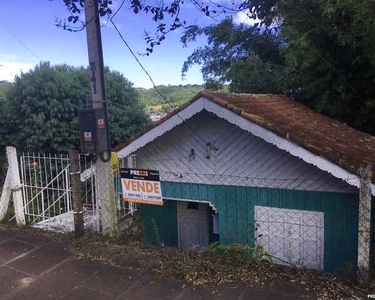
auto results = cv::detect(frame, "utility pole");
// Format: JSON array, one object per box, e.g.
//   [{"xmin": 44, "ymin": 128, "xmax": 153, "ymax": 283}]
[
  {"xmin": 84, "ymin": 0, "xmax": 117, "ymax": 236},
  {"xmin": 357, "ymin": 165, "xmax": 372, "ymax": 282}
]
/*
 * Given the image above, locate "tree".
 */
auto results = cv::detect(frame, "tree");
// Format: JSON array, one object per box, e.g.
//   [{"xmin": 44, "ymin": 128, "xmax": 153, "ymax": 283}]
[
  {"xmin": 181, "ymin": 18, "xmax": 284, "ymax": 94},
  {"xmin": 0, "ymin": 81, "xmax": 12, "ymax": 102},
  {"xmin": 0, "ymin": 62, "xmax": 149, "ymax": 153},
  {"xmin": 59, "ymin": 0, "xmax": 268, "ymax": 54},
  {"xmin": 181, "ymin": 0, "xmax": 375, "ymax": 135},
  {"xmin": 60, "ymin": 0, "xmax": 375, "ymax": 134}
]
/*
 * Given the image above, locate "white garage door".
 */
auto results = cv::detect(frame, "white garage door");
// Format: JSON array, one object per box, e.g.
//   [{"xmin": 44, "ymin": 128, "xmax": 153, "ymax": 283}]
[{"xmin": 254, "ymin": 206, "xmax": 324, "ymax": 269}]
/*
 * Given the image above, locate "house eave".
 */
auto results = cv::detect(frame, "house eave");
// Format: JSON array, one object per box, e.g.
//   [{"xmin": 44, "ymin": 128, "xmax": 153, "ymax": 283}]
[{"xmin": 117, "ymin": 97, "xmax": 375, "ymax": 195}]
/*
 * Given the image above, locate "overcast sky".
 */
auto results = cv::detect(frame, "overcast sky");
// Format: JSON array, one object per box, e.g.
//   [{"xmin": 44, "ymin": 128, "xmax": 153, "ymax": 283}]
[{"xmin": 0, "ymin": 0, "xmax": 251, "ymax": 88}]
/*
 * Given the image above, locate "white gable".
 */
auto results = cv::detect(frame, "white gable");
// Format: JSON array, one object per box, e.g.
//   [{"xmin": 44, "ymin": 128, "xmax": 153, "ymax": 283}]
[{"xmin": 118, "ymin": 97, "xmax": 372, "ymax": 193}]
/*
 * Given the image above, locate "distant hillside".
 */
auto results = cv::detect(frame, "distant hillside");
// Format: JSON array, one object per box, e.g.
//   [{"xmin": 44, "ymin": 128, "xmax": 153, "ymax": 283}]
[{"xmin": 136, "ymin": 84, "xmax": 205, "ymax": 112}]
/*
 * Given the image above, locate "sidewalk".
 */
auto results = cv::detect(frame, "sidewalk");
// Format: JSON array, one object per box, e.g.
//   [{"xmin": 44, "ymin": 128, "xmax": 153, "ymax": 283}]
[{"xmin": 0, "ymin": 227, "xmax": 313, "ymax": 300}]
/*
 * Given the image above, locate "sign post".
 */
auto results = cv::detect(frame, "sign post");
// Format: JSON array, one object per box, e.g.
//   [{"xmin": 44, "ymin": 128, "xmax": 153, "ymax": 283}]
[{"xmin": 120, "ymin": 168, "xmax": 163, "ymax": 206}]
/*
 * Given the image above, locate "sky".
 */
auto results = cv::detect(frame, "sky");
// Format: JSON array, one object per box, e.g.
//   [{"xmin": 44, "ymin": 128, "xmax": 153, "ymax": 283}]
[{"xmin": 0, "ymin": 0, "xmax": 252, "ymax": 88}]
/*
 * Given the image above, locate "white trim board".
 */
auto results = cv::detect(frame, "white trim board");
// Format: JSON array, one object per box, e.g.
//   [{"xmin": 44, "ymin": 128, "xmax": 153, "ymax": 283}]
[
  {"xmin": 117, "ymin": 97, "xmax": 374, "ymax": 195},
  {"xmin": 118, "ymin": 99, "xmax": 204, "ymax": 158}
]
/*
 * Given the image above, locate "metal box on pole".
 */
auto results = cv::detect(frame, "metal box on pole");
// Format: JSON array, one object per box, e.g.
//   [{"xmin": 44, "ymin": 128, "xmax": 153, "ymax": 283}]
[{"xmin": 79, "ymin": 108, "xmax": 111, "ymax": 157}]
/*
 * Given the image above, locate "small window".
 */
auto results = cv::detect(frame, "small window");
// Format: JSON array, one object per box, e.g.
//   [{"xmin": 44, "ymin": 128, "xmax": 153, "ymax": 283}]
[{"xmin": 187, "ymin": 202, "xmax": 199, "ymax": 210}]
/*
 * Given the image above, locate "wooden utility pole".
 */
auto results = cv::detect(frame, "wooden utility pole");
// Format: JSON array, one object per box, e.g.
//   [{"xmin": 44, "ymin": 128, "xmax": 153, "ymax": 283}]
[
  {"xmin": 84, "ymin": 0, "xmax": 117, "ymax": 236},
  {"xmin": 357, "ymin": 164, "xmax": 372, "ymax": 282},
  {"xmin": 69, "ymin": 149, "xmax": 84, "ymax": 237}
]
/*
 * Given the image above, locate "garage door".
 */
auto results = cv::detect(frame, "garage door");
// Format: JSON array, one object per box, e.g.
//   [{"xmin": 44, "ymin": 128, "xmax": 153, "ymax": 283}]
[{"xmin": 254, "ymin": 206, "xmax": 324, "ymax": 269}]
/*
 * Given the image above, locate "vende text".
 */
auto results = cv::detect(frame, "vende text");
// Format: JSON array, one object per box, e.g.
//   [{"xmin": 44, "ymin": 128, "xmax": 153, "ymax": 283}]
[{"xmin": 123, "ymin": 179, "xmax": 160, "ymax": 194}]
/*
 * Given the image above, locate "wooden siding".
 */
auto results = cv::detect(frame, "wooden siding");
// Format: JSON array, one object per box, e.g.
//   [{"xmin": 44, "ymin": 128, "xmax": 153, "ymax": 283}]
[
  {"xmin": 135, "ymin": 111, "xmax": 357, "ymax": 193},
  {"xmin": 147, "ymin": 182, "xmax": 359, "ymax": 273},
  {"xmin": 141, "ymin": 200, "xmax": 178, "ymax": 247}
]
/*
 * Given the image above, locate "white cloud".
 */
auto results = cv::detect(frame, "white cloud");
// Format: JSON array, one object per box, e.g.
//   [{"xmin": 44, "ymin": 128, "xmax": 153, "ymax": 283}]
[
  {"xmin": 0, "ymin": 61, "xmax": 35, "ymax": 82},
  {"xmin": 234, "ymin": 10, "xmax": 260, "ymax": 26}
]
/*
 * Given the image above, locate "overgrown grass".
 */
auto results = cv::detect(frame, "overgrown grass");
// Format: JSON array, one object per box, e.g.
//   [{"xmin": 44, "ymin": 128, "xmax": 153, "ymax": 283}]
[
  {"xmin": 201, "ymin": 242, "xmax": 273, "ymax": 264},
  {"xmin": 146, "ymin": 104, "xmax": 163, "ymax": 111}
]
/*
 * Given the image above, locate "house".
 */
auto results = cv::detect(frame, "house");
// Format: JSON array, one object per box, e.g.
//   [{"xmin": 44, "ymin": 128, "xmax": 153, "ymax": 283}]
[{"xmin": 114, "ymin": 90, "xmax": 375, "ymax": 273}]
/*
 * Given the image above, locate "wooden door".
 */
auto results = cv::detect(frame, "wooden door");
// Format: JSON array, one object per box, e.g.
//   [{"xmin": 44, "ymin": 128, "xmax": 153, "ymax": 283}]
[{"xmin": 177, "ymin": 201, "xmax": 209, "ymax": 249}]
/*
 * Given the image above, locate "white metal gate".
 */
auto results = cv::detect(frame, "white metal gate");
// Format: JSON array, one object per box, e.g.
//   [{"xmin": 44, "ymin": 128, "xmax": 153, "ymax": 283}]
[
  {"xmin": 20, "ymin": 153, "xmax": 72, "ymax": 224},
  {"xmin": 18, "ymin": 152, "xmax": 138, "ymax": 231}
]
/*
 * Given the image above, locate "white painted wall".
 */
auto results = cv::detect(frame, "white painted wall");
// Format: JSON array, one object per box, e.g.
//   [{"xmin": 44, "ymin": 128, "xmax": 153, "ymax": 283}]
[{"xmin": 133, "ymin": 111, "xmax": 357, "ymax": 193}]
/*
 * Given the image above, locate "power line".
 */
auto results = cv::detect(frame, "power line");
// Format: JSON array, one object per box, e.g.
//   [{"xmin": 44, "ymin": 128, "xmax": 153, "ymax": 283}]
[
  {"xmin": 109, "ymin": 6, "xmax": 208, "ymax": 145},
  {"xmin": 0, "ymin": 19, "xmax": 89, "ymax": 104},
  {"xmin": 0, "ymin": 7, "xmax": 195, "ymax": 134},
  {"xmin": 0, "ymin": 19, "xmax": 117, "ymax": 109},
  {"xmin": 0, "ymin": 19, "xmax": 42, "ymax": 61}
]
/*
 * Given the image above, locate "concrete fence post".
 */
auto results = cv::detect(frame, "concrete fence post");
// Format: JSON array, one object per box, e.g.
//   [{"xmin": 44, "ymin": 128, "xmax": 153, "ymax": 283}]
[
  {"xmin": 7, "ymin": 146, "xmax": 25, "ymax": 226},
  {"xmin": 358, "ymin": 164, "xmax": 372, "ymax": 281},
  {"xmin": 69, "ymin": 149, "xmax": 84, "ymax": 237},
  {"xmin": 96, "ymin": 158, "xmax": 117, "ymax": 236}
]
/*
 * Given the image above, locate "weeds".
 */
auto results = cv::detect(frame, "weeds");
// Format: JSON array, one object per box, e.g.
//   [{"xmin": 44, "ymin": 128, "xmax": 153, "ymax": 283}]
[
  {"xmin": 151, "ymin": 218, "xmax": 161, "ymax": 245},
  {"xmin": 202, "ymin": 242, "xmax": 273, "ymax": 264},
  {"xmin": 176, "ymin": 253, "xmax": 192, "ymax": 280}
]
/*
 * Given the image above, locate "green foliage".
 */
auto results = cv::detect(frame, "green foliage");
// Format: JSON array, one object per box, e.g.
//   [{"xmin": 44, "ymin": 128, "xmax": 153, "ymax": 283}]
[
  {"xmin": 136, "ymin": 84, "xmax": 205, "ymax": 111},
  {"xmin": 202, "ymin": 242, "xmax": 251, "ymax": 259},
  {"xmin": 0, "ymin": 81, "xmax": 12, "ymax": 102},
  {"xmin": 201, "ymin": 242, "xmax": 273, "ymax": 264},
  {"xmin": 0, "ymin": 62, "xmax": 150, "ymax": 153},
  {"xmin": 252, "ymin": 244, "xmax": 273, "ymax": 264},
  {"xmin": 182, "ymin": 0, "xmax": 375, "ymax": 135},
  {"xmin": 182, "ymin": 19, "xmax": 284, "ymax": 95},
  {"xmin": 176, "ymin": 253, "xmax": 192, "ymax": 280},
  {"xmin": 151, "ymin": 218, "xmax": 161, "ymax": 245}
]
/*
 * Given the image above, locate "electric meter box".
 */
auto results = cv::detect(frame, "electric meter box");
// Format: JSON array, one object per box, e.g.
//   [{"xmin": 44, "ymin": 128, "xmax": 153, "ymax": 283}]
[{"xmin": 79, "ymin": 108, "xmax": 110, "ymax": 154}]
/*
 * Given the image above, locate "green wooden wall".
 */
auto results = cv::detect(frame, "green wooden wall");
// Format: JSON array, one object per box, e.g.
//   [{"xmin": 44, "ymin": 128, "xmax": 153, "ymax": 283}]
[
  {"xmin": 142, "ymin": 181, "xmax": 359, "ymax": 273},
  {"xmin": 141, "ymin": 200, "xmax": 178, "ymax": 247}
]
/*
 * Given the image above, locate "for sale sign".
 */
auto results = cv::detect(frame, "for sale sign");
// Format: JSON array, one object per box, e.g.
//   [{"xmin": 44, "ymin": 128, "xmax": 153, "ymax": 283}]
[{"xmin": 120, "ymin": 168, "xmax": 163, "ymax": 206}]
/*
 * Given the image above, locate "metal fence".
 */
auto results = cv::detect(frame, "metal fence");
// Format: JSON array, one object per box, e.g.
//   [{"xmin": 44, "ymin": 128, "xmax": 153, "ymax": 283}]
[
  {"xmin": 0, "ymin": 148, "xmax": 373, "ymax": 280},
  {"xmin": 79, "ymin": 154, "xmax": 137, "ymax": 234},
  {"xmin": 58, "ymin": 156, "xmax": 375, "ymax": 279},
  {"xmin": 150, "ymin": 168, "xmax": 374, "ymax": 279},
  {"xmin": 19, "ymin": 153, "xmax": 71, "ymax": 224},
  {"xmin": 0, "ymin": 149, "xmax": 10, "ymax": 222},
  {"xmin": 0, "ymin": 151, "xmax": 138, "ymax": 234}
]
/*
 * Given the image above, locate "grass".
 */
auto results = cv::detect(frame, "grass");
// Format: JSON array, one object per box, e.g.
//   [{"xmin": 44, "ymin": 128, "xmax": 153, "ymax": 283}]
[{"xmin": 146, "ymin": 105, "xmax": 163, "ymax": 111}]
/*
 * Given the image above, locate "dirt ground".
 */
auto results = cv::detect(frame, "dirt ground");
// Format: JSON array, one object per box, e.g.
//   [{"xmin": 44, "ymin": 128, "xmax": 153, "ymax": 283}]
[{"xmin": 0, "ymin": 225, "xmax": 372, "ymax": 300}]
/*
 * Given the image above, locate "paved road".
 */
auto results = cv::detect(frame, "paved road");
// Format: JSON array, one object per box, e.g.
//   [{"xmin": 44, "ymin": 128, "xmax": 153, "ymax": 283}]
[{"xmin": 0, "ymin": 228, "xmax": 312, "ymax": 300}]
